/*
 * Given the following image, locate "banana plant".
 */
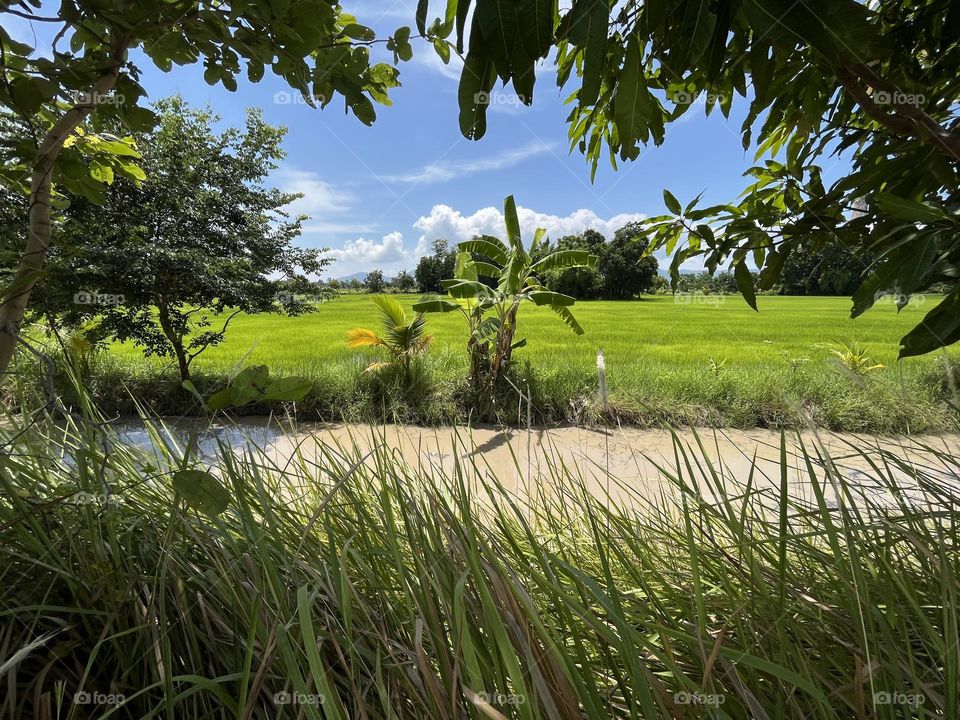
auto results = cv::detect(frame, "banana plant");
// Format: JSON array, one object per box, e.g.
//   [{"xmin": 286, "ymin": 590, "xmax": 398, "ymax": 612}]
[{"xmin": 413, "ymin": 195, "xmax": 598, "ymax": 388}]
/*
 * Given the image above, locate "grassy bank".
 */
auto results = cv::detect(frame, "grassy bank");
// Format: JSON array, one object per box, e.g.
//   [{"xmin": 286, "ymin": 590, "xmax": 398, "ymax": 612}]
[
  {"xmin": 1, "ymin": 410, "xmax": 958, "ymax": 717},
  {"xmin": 14, "ymin": 294, "xmax": 960, "ymax": 432}
]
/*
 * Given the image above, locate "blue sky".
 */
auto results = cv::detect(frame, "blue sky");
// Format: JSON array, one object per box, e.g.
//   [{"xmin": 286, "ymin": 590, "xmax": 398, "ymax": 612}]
[{"xmin": 5, "ymin": 1, "xmax": 820, "ymax": 277}]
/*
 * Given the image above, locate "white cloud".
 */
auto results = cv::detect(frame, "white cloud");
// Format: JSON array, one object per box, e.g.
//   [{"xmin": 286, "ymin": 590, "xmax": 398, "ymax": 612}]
[
  {"xmin": 324, "ymin": 202, "xmax": 707, "ymax": 276},
  {"xmin": 329, "ymin": 232, "xmax": 412, "ymax": 274},
  {"xmin": 412, "ymin": 203, "xmax": 647, "ymax": 250},
  {"xmin": 273, "ymin": 167, "xmax": 354, "ymax": 219},
  {"xmin": 384, "ymin": 140, "xmax": 556, "ymax": 184}
]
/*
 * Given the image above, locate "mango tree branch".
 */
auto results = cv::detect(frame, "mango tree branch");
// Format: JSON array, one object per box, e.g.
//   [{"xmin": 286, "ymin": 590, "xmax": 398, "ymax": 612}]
[
  {"xmin": 0, "ymin": 37, "xmax": 130, "ymax": 376},
  {"xmin": 836, "ymin": 63, "xmax": 960, "ymax": 161}
]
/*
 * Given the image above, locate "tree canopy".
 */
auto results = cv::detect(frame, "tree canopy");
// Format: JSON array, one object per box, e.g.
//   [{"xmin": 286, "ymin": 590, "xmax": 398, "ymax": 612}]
[
  {"xmin": 36, "ymin": 97, "xmax": 325, "ymax": 381},
  {"xmin": 425, "ymin": 0, "xmax": 960, "ymax": 356},
  {"xmin": 0, "ymin": 0, "xmax": 409, "ymax": 374}
]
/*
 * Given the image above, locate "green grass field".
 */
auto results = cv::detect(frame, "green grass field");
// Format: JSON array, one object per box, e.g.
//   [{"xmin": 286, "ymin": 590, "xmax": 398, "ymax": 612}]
[{"xmin": 85, "ymin": 293, "xmax": 958, "ymax": 432}]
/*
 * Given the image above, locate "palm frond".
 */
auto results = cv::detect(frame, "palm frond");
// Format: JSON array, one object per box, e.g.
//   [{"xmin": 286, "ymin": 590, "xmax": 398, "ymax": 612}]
[
  {"xmin": 371, "ymin": 294, "xmax": 408, "ymax": 331},
  {"xmin": 346, "ymin": 328, "xmax": 387, "ymax": 348}
]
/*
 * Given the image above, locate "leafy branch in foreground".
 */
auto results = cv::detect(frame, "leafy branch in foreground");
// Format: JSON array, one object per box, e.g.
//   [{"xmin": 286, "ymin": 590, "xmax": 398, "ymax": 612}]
[{"xmin": 414, "ymin": 195, "xmax": 597, "ymax": 388}]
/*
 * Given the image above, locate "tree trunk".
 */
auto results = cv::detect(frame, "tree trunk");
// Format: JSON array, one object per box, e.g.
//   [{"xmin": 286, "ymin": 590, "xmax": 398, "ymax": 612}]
[
  {"xmin": 156, "ymin": 303, "xmax": 191, "ymax": 382},
  {"xmin": 487, "ymin": 303, "xmax": 520, "ymax": 388},
  {"xmin": 0, "ymin": 41, "xmax": 128, "ymax": 377}
]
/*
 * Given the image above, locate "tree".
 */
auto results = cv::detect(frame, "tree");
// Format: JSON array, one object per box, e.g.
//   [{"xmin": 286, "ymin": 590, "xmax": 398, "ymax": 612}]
[
  {"xmin": 432, "ymin": 0, "xmax": 960, "ymax": 356},
  {"xmin": 392, "ymin": 270, "xmax": 416, "ymax": 292},
  {"xmin": 779, "ymin": 244, "xmax": 873, "ymax": 296},
  {"xmin": 415, "ymin": 239, "xmax": 457, "ymax": 293},
  {"xmin": 364, "ymin": 269, "xmax": 386, "ymax": 294},
  {"xmin": 0, "ymin": 1, "xmax": 410, "ymax": 376},
  {"xmin": 600, "ymin": 223, "xmax": 660, "ymax": 299},
  {"xmin": 414, "ymin": 196, "xmax": 597, "ymax": 388},
  {"xmin": 541, "ymin": 230, "xmax": 604, "ymax": 300},
  {"xmin": 40, "ymin": 97, "xmax": 325, "ymax": 382}
]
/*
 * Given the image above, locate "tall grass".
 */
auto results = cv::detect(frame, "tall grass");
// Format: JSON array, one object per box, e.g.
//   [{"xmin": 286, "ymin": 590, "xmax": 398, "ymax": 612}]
[{"xmin": 1, "ymin": 405, "xmax": 958, "ymax": 718}]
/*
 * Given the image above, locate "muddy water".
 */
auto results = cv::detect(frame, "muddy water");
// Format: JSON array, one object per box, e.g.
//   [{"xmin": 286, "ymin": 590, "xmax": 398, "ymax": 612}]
[{"xmin": 260, "ymin": 423, "xmax": 960, "ymax": 509}]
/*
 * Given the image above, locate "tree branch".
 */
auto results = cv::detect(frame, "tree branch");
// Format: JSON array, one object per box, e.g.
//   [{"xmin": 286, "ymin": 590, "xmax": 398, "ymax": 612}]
[{"xmin": 836, "ymin": 63, "xmax": 960, "ymax": 161}]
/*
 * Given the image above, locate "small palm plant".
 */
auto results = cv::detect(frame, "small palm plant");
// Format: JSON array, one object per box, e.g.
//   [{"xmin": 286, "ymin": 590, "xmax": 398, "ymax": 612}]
[
  {"xmin": 414, "ymin": 195, "xmax": 598, "ymax": 388},
  {"xmin": 346, "ymin": 295, "xmax": 432, "ymax": 375},
  {"xmin": 830, "ymin": 341, "xmax": 885, "ymax": 375}
]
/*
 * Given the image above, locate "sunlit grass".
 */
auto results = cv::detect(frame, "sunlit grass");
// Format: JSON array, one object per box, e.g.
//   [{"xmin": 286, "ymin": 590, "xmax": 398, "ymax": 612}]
[
  {"xmin": 73, "ymin": 294, "xmax": 959, "ymax": 432},
  {"xmin": 1, "ymin": 405, "xmax": 958, "ymax": 718}
]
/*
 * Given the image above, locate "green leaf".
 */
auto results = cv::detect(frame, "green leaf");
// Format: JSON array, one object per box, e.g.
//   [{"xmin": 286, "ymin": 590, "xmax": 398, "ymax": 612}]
[
  {"xmin": 172, "ymin": 469, "xmax": 230, "ymax": 517},
  {"xmin": 734, "ymin": 261, "xmax": 758, "ymax": 311},
  {"xmin": 455, "ymin": 251, "xmax": 478, "ymax": 281},
  {"xmin": 550, "ymin": 304, "xmax": 585, "ymax": 335},
  {"xmin": 262, "ymin": 376, "xmax": 312, "ymax": 402},
  {"xmin": 413, "ymin": 296, "xmax": 461, "ymax": 313},
  {"xmin": 663, "ymin": 189, "xmax": 682, "ymax": 214},
  {"xmin": 458, "ymin": 236, "xmax": 510, "ymax": 265},
  {"xmin": 532, "ymin": 250, "xmax": 598, "ymax": 272},
  {"xmin": 679, "ymin": 0, "xmax": 717, "ymax": 65},
  {"xmin": 613, "ymin": 33, "xmax": 646, "ymax": 160},
  {"xmin": 519, "ymin": 0, "xmax": 553, "ymax": 58},
  {"xmin": 529, "ymin": 290, "xmax": 576, "ymax": 306},
  {"xmin": 343, "ymin": 23, "xmax": 376, "ymax": 41},
  {"xmin": 565, "ymin": 0, "xmax": 608, "ymax": 106},
  {"xmin": 205, "ymin": 388, "xmax": 235, "ymax": 411},
  {"xmin": 416, "ymin": 0, "xmax": 429, "ymax": 36},
  {"xmin": 473, "ymin": 316, "xmax": 501, "ymax": 339},
  {"xmin": 503, "ymin": 195, "xmax": 523, "ymax": 251},
  {"xmin": 442, "ymin": 278, "xmax": 488, "ymax": 298},
  {"xmin": 757, "ymin": 248, "xmax": 786, "ymax": 290},
  {"xmin": 875, "ymin": 193, "xmax": 949, "ymax": 224},
  {"xmin": 899, "ymin": 294, "xmax": 960, "ymax": 358},
  {"xmin": 458, "ymin": 51, "xmax": 496, "ymax": 139},
  {"xmin": 472, "ymin": 260, "xmax": 502, "ymax": 277}
]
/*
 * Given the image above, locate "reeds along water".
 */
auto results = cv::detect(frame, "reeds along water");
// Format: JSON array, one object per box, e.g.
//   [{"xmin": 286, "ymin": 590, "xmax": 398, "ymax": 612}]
[{"xmin": 1, "ymin": 405, "xmax": 958, "ymax": 718}]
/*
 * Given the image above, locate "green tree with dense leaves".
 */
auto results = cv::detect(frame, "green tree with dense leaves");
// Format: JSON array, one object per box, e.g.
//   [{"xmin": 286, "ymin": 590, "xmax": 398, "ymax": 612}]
[
  {"xmin": 415, "ymin": 239, "xmax": 457, "ymax": 293},
  {"xmin": 0, "ymin": 0, "xmax": 411, "ymax": 376},
  {"xmin": 779, "ymin": 243, "xmax": 873, "ymax": 296},
  {"xmin": 364, "ymin": 269, "xmax": 386, "ymax": 294},
  {"xmin": 38, "ymin": 97, "xmax": 325, "ymax": 382},
  {"xmin": 391, "ymin": 269, "xmax": 417, "ymax": 292},
  {"xmin": 426, "ymin": 0, "xmax": 960, "ymax": 357},
  {"xmin": 600, "ymin": 222, "xmax": 660, "ymax": 299},
  {"xmin": 540, "ymin": 230, "xmax": 605, "ymax": 299},
  {"xmin": 414, "ymin": 195, "xmax": 597, "ymax": 387}
]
